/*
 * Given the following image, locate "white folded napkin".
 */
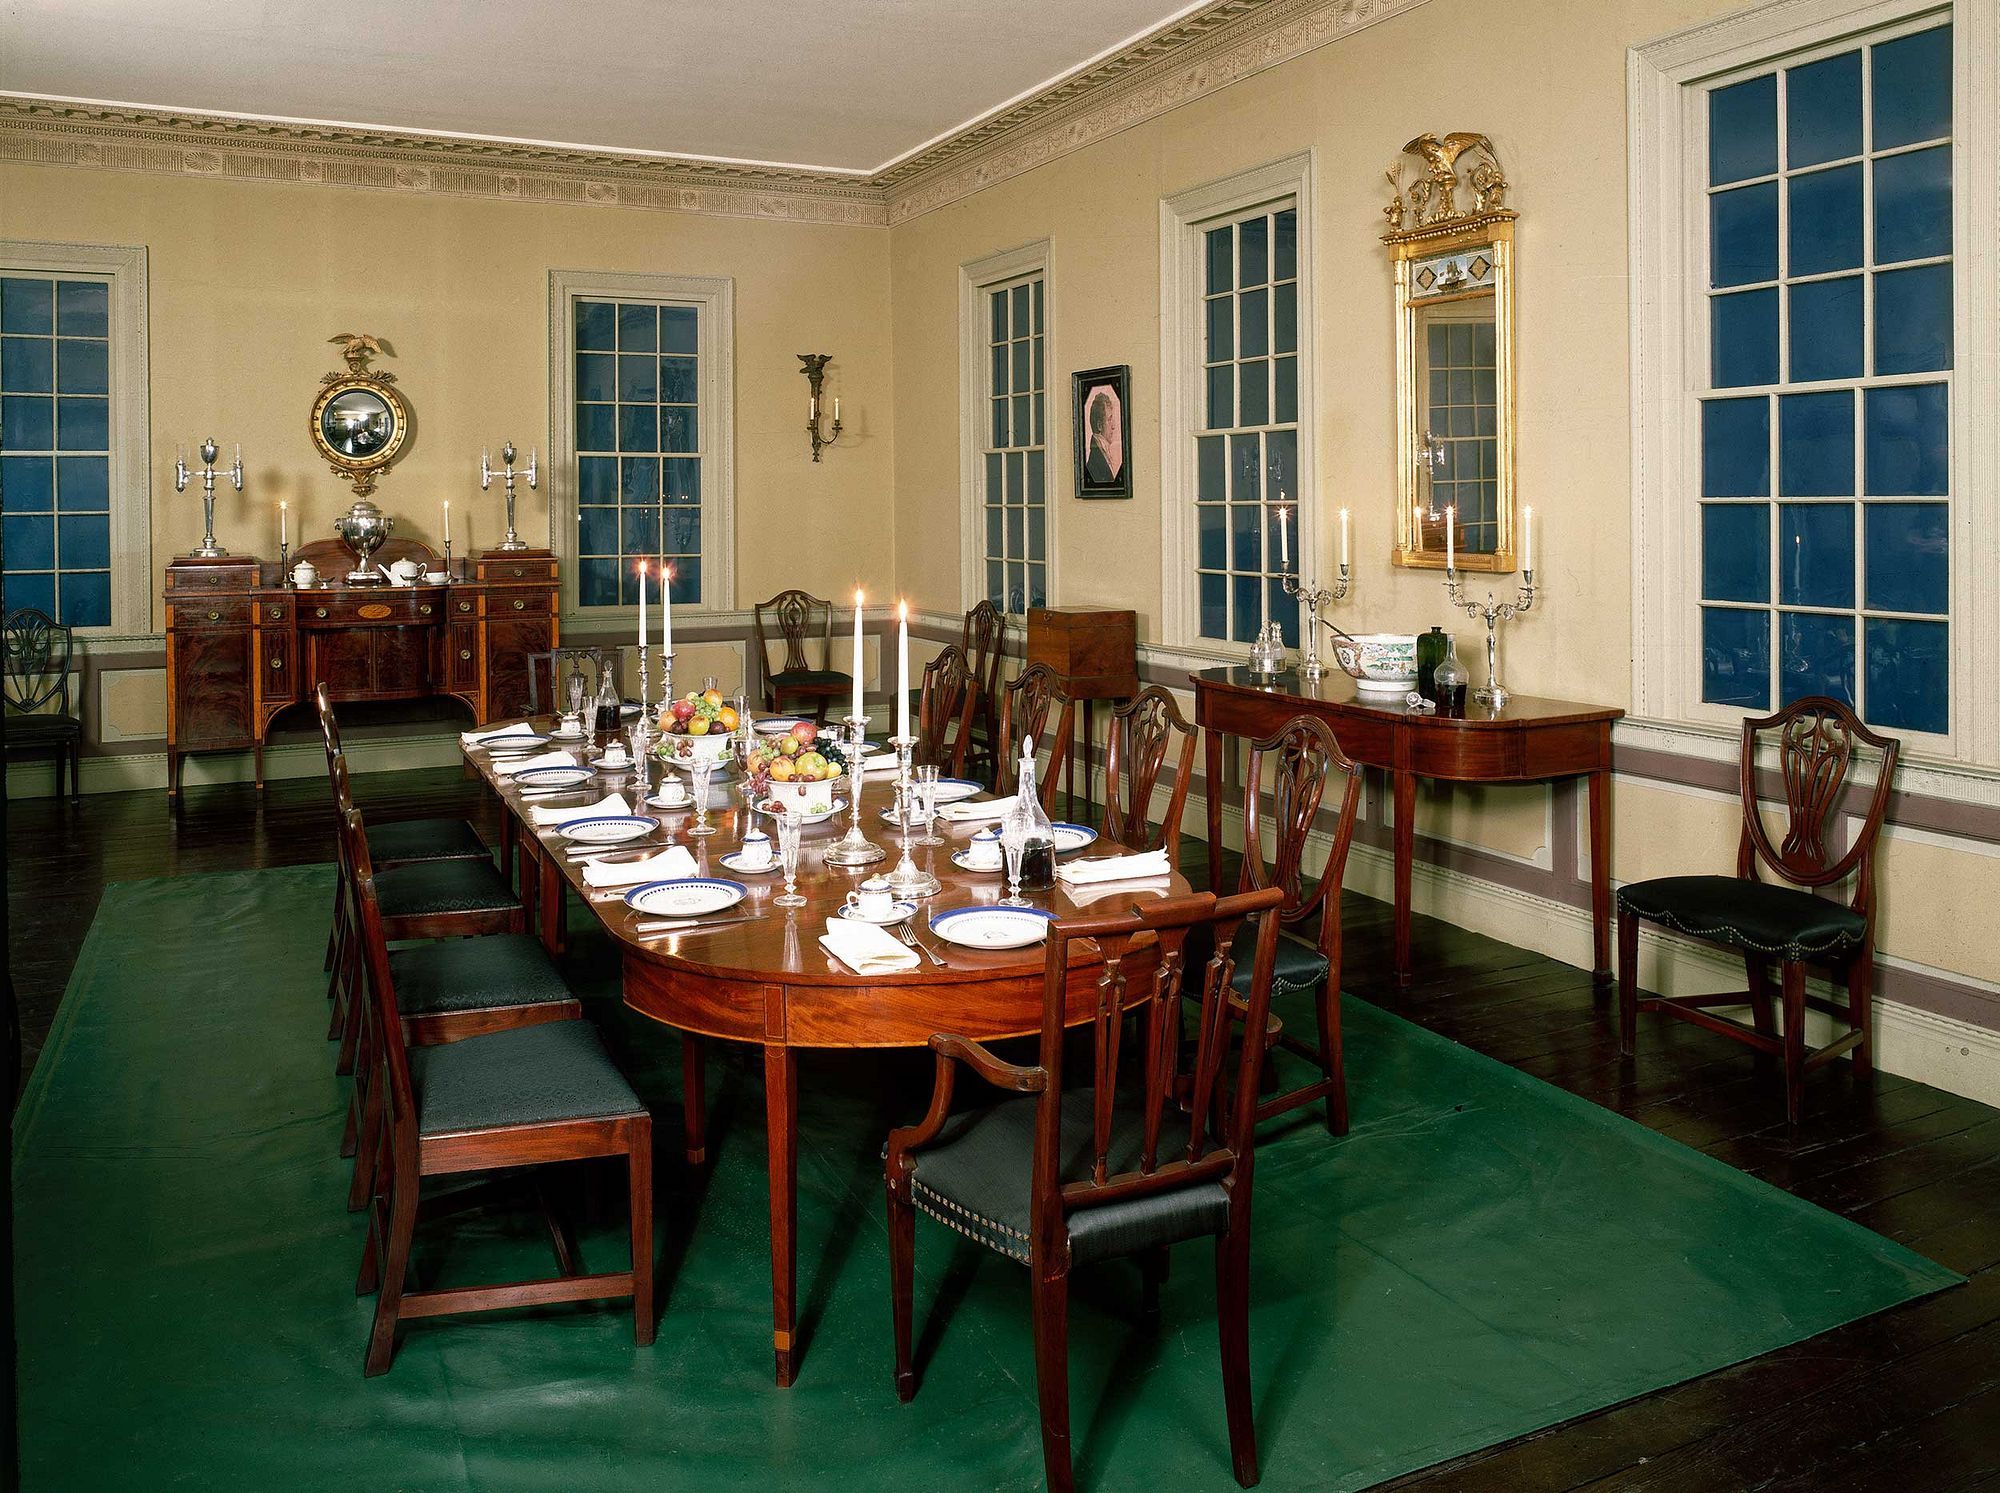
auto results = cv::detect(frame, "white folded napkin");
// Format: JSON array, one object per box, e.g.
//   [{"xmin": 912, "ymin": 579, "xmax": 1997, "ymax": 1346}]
[
  {"xmin": 862, "ymin": 753, "xmax": 901, "ymax": 773},
  {"xmin": 491, "ymin": 749, "xmax": 577, "ymax": 778},
  {"xmin": 819, "ymin": 918, "xmax": 920, "ymax": 974},
  {"xmin": 1056, "ymin": 849, "xmax": 1173, "ymax": 886},
  {"xmin": 462, "ymin": 721, "xmax": 539, "ymax": 747},
  {"xmin": 532, "ymin": 791, "xmax": 630, "ymax": 826},
  {"xmin": 1063, "ymin": 877, "xmax": 1176, "ymax": 908},
  {"xmin": 942, "ymin": 795, "xmax": 1014, "ymax": 824},
  {"xmin": 582, "ymin": 845, "xmax": 699, "ymax": 889}
]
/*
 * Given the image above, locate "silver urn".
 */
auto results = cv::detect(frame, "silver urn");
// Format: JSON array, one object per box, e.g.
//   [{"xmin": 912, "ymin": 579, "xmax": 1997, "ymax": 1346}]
[{"xmin": 333, "ymin": 499, "xmax": 393, "ymax": 584}]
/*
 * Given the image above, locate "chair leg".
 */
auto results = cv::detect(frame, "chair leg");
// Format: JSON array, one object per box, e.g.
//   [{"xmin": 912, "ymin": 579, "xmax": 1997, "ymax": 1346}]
[
  {"xmin": 1617, "ymin": 909, "xmax": 1640, "ymax": 1057},
  {"xmin": 888, "ymin": 1165, "xmax": 917, "ymax": 1402},
  {"xmin": 347, "ymin": 1061, "xmax": 382, "ymax": 1211},
  {"xmin": 1745, "ymin": 953, "xmax": 1776, "ymax": 1037},
  {"xmin": 1031, "ymin": 1264, "xmax": 1075, "ymax": 1493},
  {"xmin": 1139, "ymin": 1245, "xmax": 1169, "ymax": 1326},
  {"xmin": 1781, "ymin": 959, "xmax": 1808, "ymax": 1129},
  {"xmin": 682, "ymin": 1034, "xmax": 707, "ymax": 1165},
  {"xmin": 1315, "ymin": 976, "xmax": 1347, "ymax": 1137},
  {"xmin": 1216, "ymin": 1220, "xmax": 1259, "ymax": 1487},
  {"xmin": 1848, "ymin": 940, "xmax": 1874, "ymax": 1082},
  {"xmin": 628, "ymin": 1118, "xmax": 656, "ymax": 1347},
  {"xmin": 363, "ymin": 1176, "xmax": 417, "ymax": 1376}
]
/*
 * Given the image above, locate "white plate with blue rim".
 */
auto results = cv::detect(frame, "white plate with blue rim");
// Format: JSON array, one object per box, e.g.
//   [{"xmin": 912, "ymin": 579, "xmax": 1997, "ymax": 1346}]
[
  {"xmin": 1051, "ymin": 822, "xmax": 1097, "ymax": 853},
  {"xmin": 754, "ymin": 717, "xmax": 809, "ymax": 736},
  {"xmin": 555, "ymin": 814, "xmax": 659, "ymax": 846},
  {"xmin": 483, "ymin": 733, "xmax": 552, "ymax": 754},
  {"xmin": 623, "ymin": 878, "xmax": 748, "ymax": 918},
  {"xmin": 928, "ymin": 776, "xmax": 986, "ymax": 804},
  {"xmin": 513, "ymin": 764, "xmax": 594, "ymax": 790},
  {"xmin": 929, "ymin": 905, "xmax": 1058, "ymax": 950}
]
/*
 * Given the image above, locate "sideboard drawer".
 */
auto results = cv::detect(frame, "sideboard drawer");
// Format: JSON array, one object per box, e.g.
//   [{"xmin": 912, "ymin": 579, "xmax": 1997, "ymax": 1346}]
[
  {"xmin": 476, "ymin": 556, "xmax": 558, "ymax": 585},
  {"xmin": 448, "ymin": 623, "xmax": 481, "ymax": 689},
  {"xmin": 299, "ymin": 590, "xmax": 446, "ymax": 627},
  {"xmin": 166, "ymin": 561, "xmax": 260, "ymax": 592},
  {"xmin": 169, "ymin": 597, "xmax": 254, "ymax": 630},
  {"xmin": 482, "ymin": 590, "xmax": 556, "ymax": 619}
]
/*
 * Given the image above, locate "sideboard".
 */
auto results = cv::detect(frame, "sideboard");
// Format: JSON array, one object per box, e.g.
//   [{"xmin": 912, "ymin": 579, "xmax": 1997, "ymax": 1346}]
[{"xmin": 163, "ymin": 545, "xmax": 559, "ymax": 796}]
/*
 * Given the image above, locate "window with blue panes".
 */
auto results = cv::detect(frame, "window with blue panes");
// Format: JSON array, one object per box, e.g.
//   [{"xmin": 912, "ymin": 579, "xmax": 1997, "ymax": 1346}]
[
  {"xmin": 1194, "ymin": 203, "xmax": 1300, "ymax": 647},
  {"xmin": 980, "ymin": 275, "xmax": 1046, "ymax": 612},
  {"xmin": 1698, "ymin": 21, "xmax": 1953, "ymax": 737},
  {"xmin": 1, "ymin": 274, "xmax": 113, "ymax": 627},
  {"xmin": 573, "ymin": 297, "xmax": 701, "ymax": 609}
]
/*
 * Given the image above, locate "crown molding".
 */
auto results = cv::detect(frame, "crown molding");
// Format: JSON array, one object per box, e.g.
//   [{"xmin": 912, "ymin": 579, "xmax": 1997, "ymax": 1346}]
[{"xmin": 0, "ymin": 0, "xmax": 1429, "ymax": 229}]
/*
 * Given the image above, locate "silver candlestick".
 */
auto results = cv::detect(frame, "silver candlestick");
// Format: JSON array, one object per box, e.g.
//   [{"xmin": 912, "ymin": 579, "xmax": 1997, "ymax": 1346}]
[
  {"xmin": 479, "ymin": 441, "xmax": 538, "ymax": 551},
  {"xmin": 174, "ymin": 439, "xmax": 242, "ymax": 558},
  {"xmin": 882, "ymin": 735, "xmax": 939, "ymax": 897},
  {"xmin": 654, "ymin": 650, "xmax": 675, "ymax": 734},
  {"xmin": 1445, "ymin": 564, "xmax": 1537, "ymax": 710},
  {"xmin": 824, "ymin": 714, "xmax": 885, "ymax": 867},
  {"xmin": 1282, "ymin": 566, "xmax": 1351, "ymax": 681},
  {"xmin": 633, "ymin": 642, "xmax": 655, "ymax": 742}
]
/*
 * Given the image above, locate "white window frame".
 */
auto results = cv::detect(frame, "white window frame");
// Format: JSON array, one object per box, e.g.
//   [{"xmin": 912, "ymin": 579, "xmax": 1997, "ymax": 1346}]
[
  {"xmin": 548, "ymin": 269, "xmax": 735, "ymax": 624},
  {"xmin": 1630, "ymin": 0, "xmax": 1998, "ymax": 766},
  {"xmin": 1159, "ymin": 153, "xmax": 1315, "ymax": 653},
  {"xmin": 959, "ymin": 239, "xmax": 1054, "ymax": 612},
  {"xmin": 0, "ymin": 240, "xmax": 149, "ymax": 640}
]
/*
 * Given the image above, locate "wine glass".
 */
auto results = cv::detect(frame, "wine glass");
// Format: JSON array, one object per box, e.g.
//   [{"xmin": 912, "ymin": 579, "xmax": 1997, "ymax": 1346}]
[
  {"xmin": 911, "ymin": 765, "xmax": 942, "ymax": 847},
  {"xmin": 628, "ymin": 722, "xmax": 651, "ymax": 794},
  {"xmin": 774, "ymin": 804, "xmax": 807, "ymax": 908},
  {"xmin": 564, "ymin": 668, "xmax": 587, "ymax": 735},
  {"xmin": 687, "ymin": 756, "xmax": 717, "ymax": 837},
  {"xmin": 999, "ymin": 813, "xmax": 1030, "ymax": 907}
]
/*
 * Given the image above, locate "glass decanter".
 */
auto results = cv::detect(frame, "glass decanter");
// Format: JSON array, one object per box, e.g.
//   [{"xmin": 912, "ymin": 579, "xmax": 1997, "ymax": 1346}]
[{"xmin": 1009, "ymin": 747, "xmax": 1057, "ymax": 893}]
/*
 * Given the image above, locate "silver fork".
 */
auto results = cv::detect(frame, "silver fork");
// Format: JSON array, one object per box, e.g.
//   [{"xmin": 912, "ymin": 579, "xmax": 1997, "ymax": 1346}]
[{"xmin": 895, "ymin": 921, "xmax": 945, "ymax": 967}]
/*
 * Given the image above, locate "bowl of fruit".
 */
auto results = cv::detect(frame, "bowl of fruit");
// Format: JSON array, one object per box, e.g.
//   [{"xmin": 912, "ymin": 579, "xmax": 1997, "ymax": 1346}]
[
  {"xmin": 656, "ymin": 688, "xmax": 740, "ymax": 768},
  {"xmin": 745, "ymin": 721, "xmax": 847, "ymax": 816}
]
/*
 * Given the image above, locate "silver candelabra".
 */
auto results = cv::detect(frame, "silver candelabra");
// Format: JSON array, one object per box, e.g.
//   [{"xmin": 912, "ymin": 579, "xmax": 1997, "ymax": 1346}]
[
  {"xmin": 1282, "ymin": 565, "xmax": 1351, "ymax": 681},
  {"xmin": 824, "ymin": 715, "xmax": 885, "ymax": 868},
  {"xmin": 882, "ymin": 735, "xmax": 939, "ymax": 897},
  {"xmin": 1444, "ymin": 563, "xmax": 1537, "ymax": 709},
  {"xmin": 480, "ymin": 441, "xmax": 538, "ymax": 551},
  {"xmin": 175, "ymin": 439, "xmax": 242, "ymax": 558},
  {"xmin": 653, "ymin": 650, "xmax": 675, "ymax": 735}
]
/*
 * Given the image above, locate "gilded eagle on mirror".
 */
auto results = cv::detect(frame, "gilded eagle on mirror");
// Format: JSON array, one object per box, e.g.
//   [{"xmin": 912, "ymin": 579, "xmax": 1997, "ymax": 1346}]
[{"xmin": 326, "ymin": 332, "xmax": 395, "ymax": 379}]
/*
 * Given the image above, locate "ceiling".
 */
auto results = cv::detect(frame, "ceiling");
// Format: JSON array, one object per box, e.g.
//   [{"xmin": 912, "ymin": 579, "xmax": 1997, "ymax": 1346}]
[{"xmin": 0, "ymin": 0, "xmax": 1213, "ymax": 176}]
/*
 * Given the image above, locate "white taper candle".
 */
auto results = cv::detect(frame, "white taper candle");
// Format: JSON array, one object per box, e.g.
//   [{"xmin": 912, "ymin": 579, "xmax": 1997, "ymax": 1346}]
[
  {"xmin": 896, "ymin": 602, "xmax": 910, "ymax": 741},
  {"xmin": 851, "ymin": 589, "xmax": 865, "ymax": 723}
]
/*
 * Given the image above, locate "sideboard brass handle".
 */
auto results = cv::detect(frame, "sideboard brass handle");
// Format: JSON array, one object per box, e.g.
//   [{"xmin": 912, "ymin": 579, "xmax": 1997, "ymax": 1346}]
[
  {"xmin": 270, "ymin": 656, "xmax": 284, "ymax": 670},
  {"xmin": 458, "ymin": 600, "xmax": 473, "ymax": 612},
  {"xmin": 509, "ymin": 566, "xmax": 524, "ymax": 578},
  {"xmin": 206, "ymin": 609, "xmax": 220, "ymax": 621},
  {"xmin": 268, "ymin": 606, "xmax": 282, "ymax": 620},
  {"xmin": 512, "ymin": 598, "xmax": 526, "ymax": 611},
  {"xmin": 459, "ymin": 649, "xmax": 472, "ymax": 662},
  {"xmin": 316, "ymin": 607, "xmax": 329, "ymax": 619},
  {"xmin": 419, "ymin": 603, "xmax": 433, "ymax": 616}
]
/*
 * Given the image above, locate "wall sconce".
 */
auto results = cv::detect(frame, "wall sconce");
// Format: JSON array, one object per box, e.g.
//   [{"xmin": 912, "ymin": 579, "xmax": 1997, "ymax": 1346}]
[{"xmin": 799, "ymin": 353, "xmax": 842, "ymax": 462}]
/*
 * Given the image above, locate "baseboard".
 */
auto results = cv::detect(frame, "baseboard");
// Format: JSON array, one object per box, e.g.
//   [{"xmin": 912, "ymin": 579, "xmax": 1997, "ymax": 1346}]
[{"xmin": 5, "ymin": 733, "xmax": 466, "ymax": 799}]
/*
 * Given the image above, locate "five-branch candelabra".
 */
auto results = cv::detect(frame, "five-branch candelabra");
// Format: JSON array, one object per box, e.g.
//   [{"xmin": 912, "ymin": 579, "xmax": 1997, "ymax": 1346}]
[{"xmin": 1444, "ymin": 564, "xmax": 1537, "ymax": 710}]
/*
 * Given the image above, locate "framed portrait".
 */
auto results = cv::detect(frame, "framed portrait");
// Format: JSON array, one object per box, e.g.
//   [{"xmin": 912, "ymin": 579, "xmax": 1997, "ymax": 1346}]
[{"xmin": 1071, "ymin": 364, "xmax": 1132, "ymax": 499}]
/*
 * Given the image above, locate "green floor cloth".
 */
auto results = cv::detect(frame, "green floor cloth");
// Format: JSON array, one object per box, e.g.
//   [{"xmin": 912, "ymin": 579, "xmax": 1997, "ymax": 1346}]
[{"xmin": 16, "ymin": 866, "xmax": 1960, "ymax": 1492}]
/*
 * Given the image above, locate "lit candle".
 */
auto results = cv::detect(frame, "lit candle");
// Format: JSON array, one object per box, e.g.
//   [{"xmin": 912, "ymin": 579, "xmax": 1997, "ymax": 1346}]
[
  {"xmin": 442, "ymin": 499, "xmax": 450, "ymax": 545},
  {"xmin": 279, "ymin": 500, "xmax": 287, "ymax": 548},
  {"xmin": 851, "ymin": 589, "xmax": 865, "ymax": 723},
  {"xmin": 660, "ymin": 561, "xmax": 673, "ymax": 657},
  {"xmin": 1522, "ymin": 505, "xmax": 1535, "ymax": 572},
  {"xmin": 833, "ymin": 396, "xmax": 841, "ymax": 423},
  {"xmin": 896, "ymin": 602, "xmax": 910, "ymax": 741},
  {"xmin": 1339, "ymin": 507, "xmax": 1351, "ymax": 566},
  {"xmin": 1445, "ymin": 505, "xmax": 1456, "ymax": 572},
  {"xmin": 1277, "ymin": 497, "xmax": 1290, "ymax": 569},
  {"xmin": 636, "ymin": 559, "xmax": 648, "ymax": 653}
]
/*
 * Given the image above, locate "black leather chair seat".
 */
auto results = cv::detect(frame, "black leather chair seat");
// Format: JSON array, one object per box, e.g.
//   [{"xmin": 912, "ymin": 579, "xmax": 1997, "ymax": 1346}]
[
  {"xmin": 1617, "ymin": 875, "xmax": 1866, "ymax": 962},
  {"xmin": 3, "ymin": 712, "xmax": 81, "ymax": 743},
  {"xmin": 910, "ymin": 1088, "xmax": 1229, "ymax": 1267},
  {"xmin": 412, "ymin": 1020, "xmax": 646, "ymax": 1136},
  {"xmin": 367, "ymin": 816, "xmax": 489, "ymax": 867},
  {"xmin": 769, "ymin": 668, "xmax": 851, "ymax": 691},
  {"xmin": 388, "ymin": 934, "xmax": 573, "ymax": 1017},
  {"xmin": 375, "ymin": 858, "xmax": 518, "ymax": 920},
  {"xmin": 1227, "ymin": 922, "xmax": 1329, "ymax": 998}
]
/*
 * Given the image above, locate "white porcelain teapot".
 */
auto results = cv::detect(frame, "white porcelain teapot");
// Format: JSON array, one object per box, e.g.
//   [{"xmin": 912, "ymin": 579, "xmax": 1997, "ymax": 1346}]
[{"xmin": 388, "ymin": 557, "xmax": 423, "ymax": 585}]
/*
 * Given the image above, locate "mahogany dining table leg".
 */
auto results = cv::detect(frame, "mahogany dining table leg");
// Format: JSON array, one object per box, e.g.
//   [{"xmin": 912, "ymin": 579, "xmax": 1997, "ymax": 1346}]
[
  {"xmin": 538, "ymin": 848, "xmax": 566, "ymax": 956},
  {"xmin": 1203, "ymin": 726, "xmax": 1225, "ymax": 895},
  {"xmin": 682, "ymin": 1035, "xmax": 707, "ymax": 1165},
  {"xmin": 1391, "ymin": 767, "xmax": 1417, "ymax": 990},
  {"xmin": 1588, "ymin": 767, "xmax": 1613, "ymax": 988},
  {"xmin": 764, "ymin": 1042, "xmax": 800, "ymax": 1386}
]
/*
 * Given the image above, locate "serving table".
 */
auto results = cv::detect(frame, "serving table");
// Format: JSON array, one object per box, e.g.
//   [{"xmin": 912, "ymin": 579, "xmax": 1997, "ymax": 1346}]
[
  {"xmin": 1190, "ymin": 667, "xmax": 1621, "ymax": 990},
  {"xmin": 465, "ymin": 727, "xmax": 1191, "ymax": 1386}
]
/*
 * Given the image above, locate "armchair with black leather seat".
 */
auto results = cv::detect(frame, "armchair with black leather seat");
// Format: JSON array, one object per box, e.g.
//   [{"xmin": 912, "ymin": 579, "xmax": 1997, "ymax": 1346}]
[{"xmin": 1617, "ymin": 695, "xmax": 1900, "ymax": 1127}]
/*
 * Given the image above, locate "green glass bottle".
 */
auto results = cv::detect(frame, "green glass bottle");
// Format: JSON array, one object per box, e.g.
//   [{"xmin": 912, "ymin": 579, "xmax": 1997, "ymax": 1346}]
[{"xmin": 1417, "ymin": 626, "xmax": 1450, "ymax": 702}]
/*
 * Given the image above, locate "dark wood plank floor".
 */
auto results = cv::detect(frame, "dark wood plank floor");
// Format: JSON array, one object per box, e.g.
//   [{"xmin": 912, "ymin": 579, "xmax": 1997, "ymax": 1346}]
[{"xmin": 5, "ymin": 766, "xmax": 1998, "ymax": 1490}]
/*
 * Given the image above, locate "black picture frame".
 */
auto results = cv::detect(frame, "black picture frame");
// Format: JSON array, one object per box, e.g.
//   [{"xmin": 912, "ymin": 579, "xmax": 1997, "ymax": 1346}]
[{"xmin": 1071, "ymin": 364, "xmax": 1133, "ymax": 499}]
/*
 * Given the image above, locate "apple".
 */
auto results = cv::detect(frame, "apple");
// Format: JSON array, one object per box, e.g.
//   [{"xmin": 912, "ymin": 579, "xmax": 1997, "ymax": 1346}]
[
  {"xmin": 688, "ymin": 716, "xmax": 710, "ymax": 736},
  {"xmin": 790, "ymin": 722, "xmax": 818, "ymax": 747},
  {"xmin": 671, "ymin": 699, "xmax": 697, "ymax": 724},
  {"xmin": 778, "ymin": 736, "xmax": 800, "ymax": 756},
  {"xmin": 769, "ymin": 757, "xmax": 796, "ymax": 781}
]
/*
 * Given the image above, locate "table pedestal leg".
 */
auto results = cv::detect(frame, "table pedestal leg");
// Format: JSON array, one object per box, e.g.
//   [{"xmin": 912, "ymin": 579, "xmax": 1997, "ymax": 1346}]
[
  {"xmin": 1392, "ymin": 769, "xmax": 1416, "ymax": 991},
  {"xmin": 764, "ymin": 1043, "xmax": 799, "ymax": 1386},
  {"xmin": 1588, "ymin": 768, "xmax": 1613, "ymax": 988},
  {"xmin": 683, "ymin": 1034, "xmax": 707, "ymax": 1165},
  {"xmin": 1204, "ymin": 727, "xmax": 1225, "ymax": 894},
  {"xmin": 538, "ymin": 849, "xmax": 566, "ymax": 955}
]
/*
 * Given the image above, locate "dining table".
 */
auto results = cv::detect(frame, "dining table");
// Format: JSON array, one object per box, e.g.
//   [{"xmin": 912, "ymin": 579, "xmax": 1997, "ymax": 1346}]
[{"xmin": 463, "ymin": 722, "xmax": 1193, "ymax": 1386}]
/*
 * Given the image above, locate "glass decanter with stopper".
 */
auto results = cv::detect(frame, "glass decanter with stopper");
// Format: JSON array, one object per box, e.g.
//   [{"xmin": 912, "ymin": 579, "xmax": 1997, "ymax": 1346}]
[
  {"xmin": 592, "ymin": 665, "xmax": 621, "ymax": 738},
  {"xmin": 1432, "ymin": 636, "xmax": 1469, "ymax": 717},
  {"xmin": 1006, "ymin": 747, "xmax": 1058, "ymax": 892}
]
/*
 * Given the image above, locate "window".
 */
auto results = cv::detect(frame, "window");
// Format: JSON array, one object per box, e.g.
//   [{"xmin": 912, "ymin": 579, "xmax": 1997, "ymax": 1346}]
[
  {"xmin": 1161, "ymin": 156, "xmax": 1313, "ymax": 652},
  {"xmin": 1631, "ymin": 2, "xmax": 1994, "ymax": 763},
  {"xmin": 550, "ymin": 271, "xmax": 733, "ymax": 620},
  {"xmin": 1698, "ymin": 20, "xmax": 1954, "ymax": 735},
  {"xmin": 960, "ymin": 241, "xmax": 1051, "ymax": 613}
]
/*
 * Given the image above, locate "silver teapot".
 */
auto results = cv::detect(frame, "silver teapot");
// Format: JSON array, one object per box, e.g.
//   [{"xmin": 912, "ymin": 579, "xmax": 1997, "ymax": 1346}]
[{"xmin": 332, "ymin": 499, "xmax": 393, "ymax": 584}]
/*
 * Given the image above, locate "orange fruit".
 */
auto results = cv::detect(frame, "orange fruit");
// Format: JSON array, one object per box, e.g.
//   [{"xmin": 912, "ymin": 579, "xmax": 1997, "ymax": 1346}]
[{"xmin": 717, "ymin": 705, "xmax": 740, "ymax": 732}]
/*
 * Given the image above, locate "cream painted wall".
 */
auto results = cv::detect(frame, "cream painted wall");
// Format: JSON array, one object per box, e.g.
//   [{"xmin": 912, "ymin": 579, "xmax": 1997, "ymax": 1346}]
[
  {"xmin": 889, "ymin": 0, "xmax": 1742, "ymax": 703},
  {"xmin": 0, "ymin": 161, "xmax": 896, "ymax": 632}
]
